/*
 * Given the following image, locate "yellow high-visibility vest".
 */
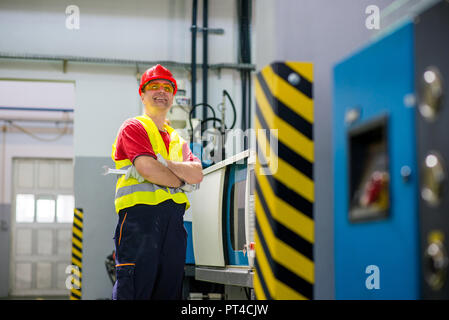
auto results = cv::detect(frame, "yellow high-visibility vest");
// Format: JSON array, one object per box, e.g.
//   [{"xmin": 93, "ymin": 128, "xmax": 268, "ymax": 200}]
[{"xmin": 111, "ymin": 114, "xmax": 189, "ymax": 213}]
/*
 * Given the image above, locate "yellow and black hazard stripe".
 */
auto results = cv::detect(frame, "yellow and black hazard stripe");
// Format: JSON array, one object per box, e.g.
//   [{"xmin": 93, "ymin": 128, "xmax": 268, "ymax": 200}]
[
  {"xmin": 70, "ymin": 208, "xmax": 83, "ymax": 300},
  {"xmin": 253, "ymin": 62, "xmax": 314, "ymax": 300}
]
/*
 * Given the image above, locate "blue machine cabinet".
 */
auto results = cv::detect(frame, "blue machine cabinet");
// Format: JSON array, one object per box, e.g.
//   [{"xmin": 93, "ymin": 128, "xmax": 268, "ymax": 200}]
[
  {"xmin": 334, "ymin": 0, "xmax": 449, "ymax": 299},
  {"xmin": 333, "ymin": 21, "xmax": 419, "ymax": 299},
  {"xmin": 334, "ymin": 0, "xmax": 449, "ymax": 300}
]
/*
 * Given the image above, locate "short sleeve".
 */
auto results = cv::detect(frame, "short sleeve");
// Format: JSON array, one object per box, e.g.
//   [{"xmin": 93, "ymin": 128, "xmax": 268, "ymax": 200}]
[{"xmin": 114, "ymin": 119, "xmax": 156, "ymax": 163}]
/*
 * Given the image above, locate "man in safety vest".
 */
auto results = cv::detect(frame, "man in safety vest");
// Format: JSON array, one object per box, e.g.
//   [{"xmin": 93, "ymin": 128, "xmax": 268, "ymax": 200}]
[{"xmin": 111, "ymin": 64, "xmax": 203, "ymax": 300}]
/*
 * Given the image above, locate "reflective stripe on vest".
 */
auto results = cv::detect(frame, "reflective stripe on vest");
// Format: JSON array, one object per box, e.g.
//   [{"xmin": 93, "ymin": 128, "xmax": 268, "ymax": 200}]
[
  {"xmin": 116, "ymin": 182, "xmax": 166, "ymax": 198},
  {"xmin": 111, "ymin": 114, "xmax": 190, "ymax": 213}
]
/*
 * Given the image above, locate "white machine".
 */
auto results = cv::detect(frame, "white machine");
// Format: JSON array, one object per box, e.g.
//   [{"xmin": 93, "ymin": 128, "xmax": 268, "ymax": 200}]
[{"xmin": 189, "ymin": 150, "xmax": 256, "ymax": 288}]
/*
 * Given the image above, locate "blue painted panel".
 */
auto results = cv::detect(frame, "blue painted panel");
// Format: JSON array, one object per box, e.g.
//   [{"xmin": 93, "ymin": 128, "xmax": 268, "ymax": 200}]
[
  {"xmin": 226, "ymin": 163, "xmax": 249, "ymax": 266},
  {"xmin": 184, "ymin": 221, "xmax": 195, "ymax": 264},
  {"xmin": 333, "ymin": 21, "xmax": 420, "ymax": 299}
]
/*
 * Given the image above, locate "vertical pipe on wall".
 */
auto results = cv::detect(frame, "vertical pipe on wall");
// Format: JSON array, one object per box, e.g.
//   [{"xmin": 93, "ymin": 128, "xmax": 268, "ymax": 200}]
[
  {"xmin": 246, "ymin": 0, "xmax": 252, "ymax": 130},
  {"xmin": 0, "ymin": 124, "xmax": 5, "ymax": 204},
  {"xmin": 238, "ymin": 0, "xmax": 252, "ymax": 135},
  {"xmin": 202, "ymin": 0, "xmax": 209, "ymax": 124},
  {"xmin": 237, "ymin": 0, "xmax": 245, "ymax": 132},
  {"xmin": 191, "ymin": 0, "xmax": 198, "ymax": 118},
  {"xmin": 241, "ymin": 70, "xmax": 247, "ymax": 132}
]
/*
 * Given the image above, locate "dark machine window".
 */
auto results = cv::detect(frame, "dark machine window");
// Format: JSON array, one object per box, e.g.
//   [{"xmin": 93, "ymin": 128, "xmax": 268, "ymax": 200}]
[
  {"xmin": 230, "ymin": 180, "xmax": 246, "ymax": 251},
  {"xmin": 349, "ymin": 116, "xmax": 390, "ymax": 222},
  {"xmin": 249, "ymin": 169, "xmax": 255, "ymax": 195}
]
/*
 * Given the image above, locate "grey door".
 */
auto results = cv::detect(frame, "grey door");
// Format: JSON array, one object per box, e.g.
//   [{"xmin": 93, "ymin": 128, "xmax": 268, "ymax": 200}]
[{"xmin": 10, "ymin": 158, "xmax": 74, "ymax": 297}]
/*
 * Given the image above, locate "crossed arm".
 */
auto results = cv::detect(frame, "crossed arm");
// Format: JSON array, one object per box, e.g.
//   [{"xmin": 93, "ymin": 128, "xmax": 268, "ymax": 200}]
[
  {"xmin": 134, "ymin": 155, "xmax": 203, "ymax": 188},
  {"xmin": 166, "ymin": 159, "xmax": 203, "ymax": 185}
]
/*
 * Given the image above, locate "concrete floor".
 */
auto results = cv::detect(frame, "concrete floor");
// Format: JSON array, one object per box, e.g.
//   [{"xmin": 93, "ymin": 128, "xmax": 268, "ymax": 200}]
[{"xmin": 0, "ymin": 295, "xmax": 69, "ymax": 300}]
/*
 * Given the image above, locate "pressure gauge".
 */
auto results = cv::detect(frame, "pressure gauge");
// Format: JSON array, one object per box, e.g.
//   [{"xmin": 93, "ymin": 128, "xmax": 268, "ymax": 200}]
[
  {"xmin": 421, "ymin": 152, "xmax": 446, "ymax": 207},
  {"xmin": 419, "ymin": 67, "xmax": 444, "ymax": 121},
  {"xmin": 425, "ymin": 239, "xmax": 448, "ymax": 291}
]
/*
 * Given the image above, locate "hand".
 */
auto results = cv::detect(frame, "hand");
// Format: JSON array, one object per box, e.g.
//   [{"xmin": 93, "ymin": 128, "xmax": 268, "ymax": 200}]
[
  {"xmin": 125, "ymin": 165, "xmax": 145, "ymax": 183},
  {"xmin": 180, "ymin": 183, "xmax": 198, "ymax": 193}
]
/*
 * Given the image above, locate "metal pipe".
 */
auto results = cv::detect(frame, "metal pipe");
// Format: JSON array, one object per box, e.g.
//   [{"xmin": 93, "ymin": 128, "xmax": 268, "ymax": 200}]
[
  {"xmin": 0, "ymin": 106, "xmax": 73, "ymax": 112},
  {"xmin": 3, "ymin": 125, "xmax": 73, "ymax": 135},
  {"xmin": 202, "ymin": 0, "xmax": 209, "ymax": 123},
  {"xmin": 241, "ymin": 71, "xmax": 247, "ymax": 132},
  {"xmin": 191, "ymin": 0, "xmax": 198, "ymax": 117},
  {"xmin": 0, "ymin": 106, "xmax": 74, "ymax": 123},
  {"xmin": 1, "ymin": 124, "xmax": 5, "ymax": 204},
  {"xmin": 221, "ymin": 91, "xmax": 226, "ymax": 161},
  {"xmin": 246, "ymin": 0, "xmax": 252, "ymax": 130},
  {"xmin": 0, "ymin": 52, "xmax": 255, "ymax": 71},
  {"xmin": 0, "ymin": 115, "xmax": 73, "ymax": 123},
  {"xmin": 238, "ymin": 0, "xmax": 252, "ymax": 135},
  {"xmin": 208, "ymin": 63, "xmax": 254, "ymax": 71}
]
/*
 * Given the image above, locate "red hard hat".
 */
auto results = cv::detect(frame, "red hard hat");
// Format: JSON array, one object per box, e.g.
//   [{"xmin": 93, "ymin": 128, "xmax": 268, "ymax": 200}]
[{"xmin": 139, "ymin": 64, "xmax": 177, "ymax": 96}]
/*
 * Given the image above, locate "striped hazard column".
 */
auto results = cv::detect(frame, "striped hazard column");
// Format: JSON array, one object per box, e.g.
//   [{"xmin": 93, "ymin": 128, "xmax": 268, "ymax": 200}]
[
  {"xmin": 253, "ymin": 62, "xmax": 314, "ymax": 300},
  {"xmin": 70, "ymin": 208, "xmax": 83, "ymax": 300}
]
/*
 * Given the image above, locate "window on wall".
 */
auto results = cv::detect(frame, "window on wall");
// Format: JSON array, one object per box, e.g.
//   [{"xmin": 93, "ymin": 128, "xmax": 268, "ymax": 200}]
[
  {"xmin": 36, "ymin": 198, "xmax": 56, "ymax": 223},
  {"xmin": 56, "ymin": 195, "xmax": 74, "ymax": 223},
  {"xmin": 15, "ymin": 194, "xmax": 35, "ymax": 223},
  {"xmin": 15, "ymin": 194, "xmax": 74, "ymax": 224}
]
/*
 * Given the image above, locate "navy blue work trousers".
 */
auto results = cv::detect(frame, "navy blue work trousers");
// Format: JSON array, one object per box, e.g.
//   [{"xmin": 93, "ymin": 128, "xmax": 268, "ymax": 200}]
[{"xmin": 112, "ymin": 200, "xmax": 187, "ymax": 300}]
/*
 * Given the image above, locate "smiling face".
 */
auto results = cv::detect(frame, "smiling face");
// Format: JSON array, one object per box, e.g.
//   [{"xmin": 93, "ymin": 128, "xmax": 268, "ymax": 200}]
[{"xmin": 140, "ymin": 79, "xmax": 175, "ymax": 114}]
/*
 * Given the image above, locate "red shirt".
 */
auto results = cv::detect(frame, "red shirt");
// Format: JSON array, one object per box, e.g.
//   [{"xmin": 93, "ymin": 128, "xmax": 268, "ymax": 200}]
[{"xmin": 114, "ymin": 118, "xmax": 200, "ymax": 164}]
